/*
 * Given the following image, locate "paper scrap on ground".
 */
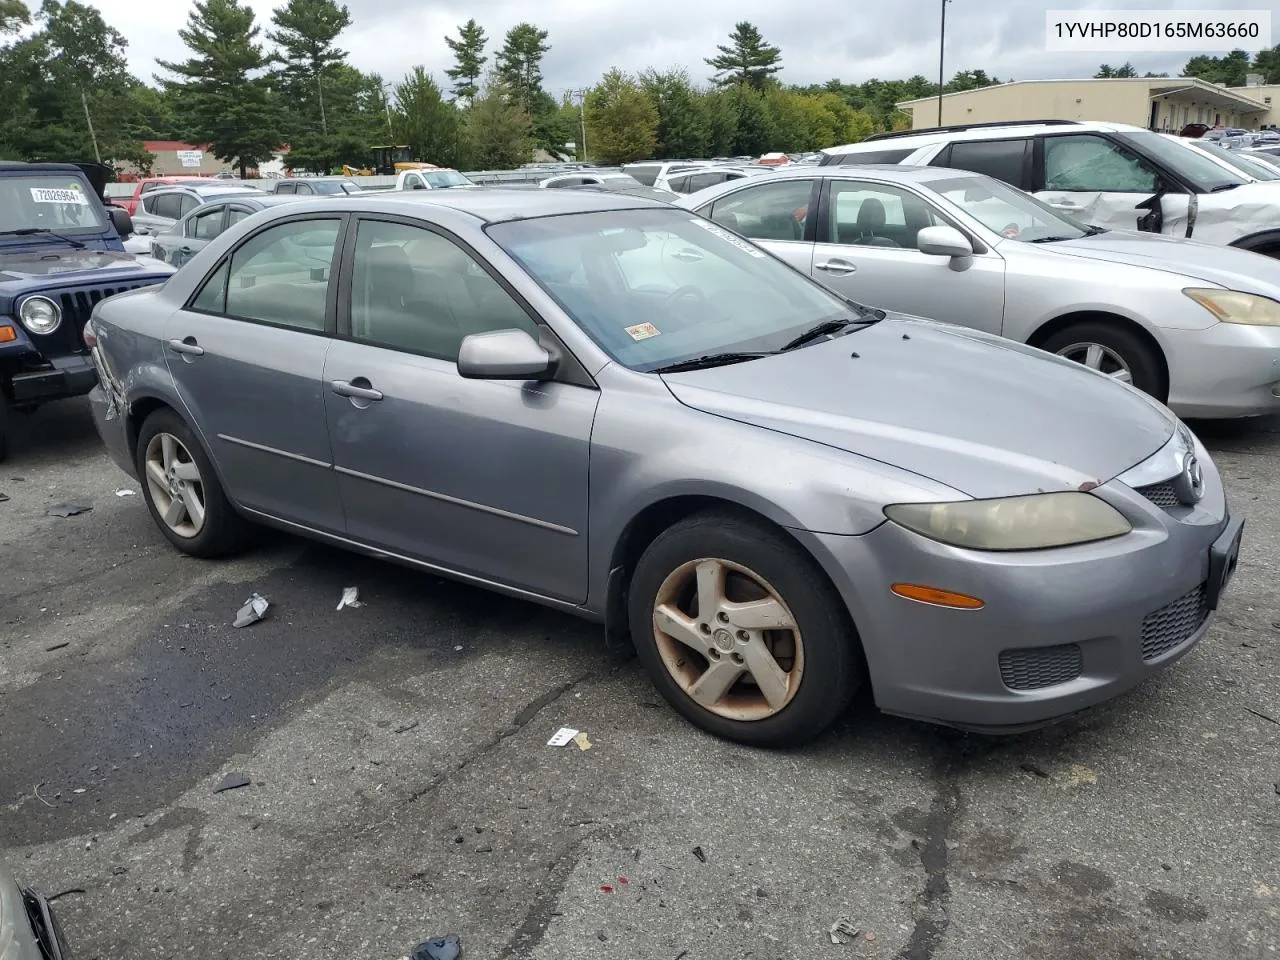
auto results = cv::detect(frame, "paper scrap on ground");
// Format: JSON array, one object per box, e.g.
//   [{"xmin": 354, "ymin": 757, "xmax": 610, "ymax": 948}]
[
  {"xmin": 547, "ymin": 727, "xmax": 579, "ymax": 747},
  {"xmin": 337, "ymin": 586, "xmax": 363, "ymax": 610},
  {"xmin": 115, "ymin": 489, "xmax": 136, "ymax": 497},
  {"xmin": 829, "ymin": 918, "xmax": 860, "ymax": 944},
  {"xmin": 233, "ymin": 593, "xmax": 269, "ymax": 628},
  {"xmin": 572, "ymin": 731, "xmax": 592, "ymax": 751}
]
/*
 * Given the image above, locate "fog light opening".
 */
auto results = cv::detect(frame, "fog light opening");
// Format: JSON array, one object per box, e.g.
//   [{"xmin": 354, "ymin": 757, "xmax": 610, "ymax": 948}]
[{"xmin": 891, "ymin": 583, "xmax": 985, "ymax": 610}]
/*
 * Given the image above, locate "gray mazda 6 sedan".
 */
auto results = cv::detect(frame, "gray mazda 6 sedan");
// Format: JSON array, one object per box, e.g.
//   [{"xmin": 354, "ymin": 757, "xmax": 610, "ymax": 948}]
[{"xmin": 84, "ymin": 189, "xmax": 1243, "ymax": 746}]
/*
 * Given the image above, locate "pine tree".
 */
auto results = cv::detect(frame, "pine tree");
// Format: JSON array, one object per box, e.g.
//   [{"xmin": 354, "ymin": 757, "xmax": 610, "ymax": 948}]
[
  {"xmin": 268, "ymin": 0, "xmax": 351, "ymax": 137},
  {"xmin": 444, "ymin": 19, "xmax": 487, "ymax": 103},
  {"xmin": 706, "ymin": 21, "xmax": 781, "ymax": 89},
  {"xmin": 495, "ymin": 23, "xmax": 550, "ymax": 116}
]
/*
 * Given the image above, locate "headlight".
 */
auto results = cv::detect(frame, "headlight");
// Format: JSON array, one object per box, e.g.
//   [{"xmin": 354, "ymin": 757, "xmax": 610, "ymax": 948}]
[
  {"xmin": 18, "ymin": 296, "xmax": 61, "ymax": 335},
  {"xmin": 884, "ymin": 492, "xmax": 1131, "ymax": 551},
  {"xmin": 1184, "ymin": 288, "xmax": 1280, "ymax": 326}
]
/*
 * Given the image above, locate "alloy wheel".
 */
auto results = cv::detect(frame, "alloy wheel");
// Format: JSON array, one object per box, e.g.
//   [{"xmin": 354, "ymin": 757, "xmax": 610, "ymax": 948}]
[
  {"xmin": 143, "ymin": 432, "xmax": 207, "ymax": 538},
  {"xmin": 651, "ymin": 557, "xmax": 804, "ymax": 722},
  {"xmin": 1055, "ymin": 341, "xmax": 1133, "ymax": 383}
]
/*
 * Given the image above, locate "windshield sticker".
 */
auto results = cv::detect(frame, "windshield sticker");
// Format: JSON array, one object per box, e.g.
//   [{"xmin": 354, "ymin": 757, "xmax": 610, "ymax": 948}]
[
  {"xmin": 625, "ymin": 322, "xmax": 661, "ymax": 341},
  {"xmin": 31, "ymin": 185, "xmax": 90, "ymax": 205},
  {"xmin": 689, "ymin": 218, "xmax": 766, "ymax": 258}
]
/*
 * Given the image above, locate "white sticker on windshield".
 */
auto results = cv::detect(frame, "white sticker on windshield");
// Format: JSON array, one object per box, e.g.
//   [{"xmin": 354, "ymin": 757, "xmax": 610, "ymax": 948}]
[
  {"xmin": 31, "ymin": 186, "xmax": 90, "ymax": 205},
  {"xmin": 625, "ymin": 322, "xmax": 661, "ymax": 341},
  {"xmin": 689, "ymin": 217, "xmax": 766, "ymax": 257}
]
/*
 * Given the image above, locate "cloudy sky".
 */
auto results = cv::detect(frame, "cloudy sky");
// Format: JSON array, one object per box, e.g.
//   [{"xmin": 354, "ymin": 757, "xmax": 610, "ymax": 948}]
[{"xmin": 33, "ymin": 0, "xmax": 1279, "ymax": 94}]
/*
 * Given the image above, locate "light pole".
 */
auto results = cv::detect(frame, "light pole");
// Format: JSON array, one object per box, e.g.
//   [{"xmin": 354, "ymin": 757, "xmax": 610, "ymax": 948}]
[
  {"xmin": 577, "ymin": 89, "xmax": 588, "ymax": 161},
  {"xmin": 937, "ymin": 0, "xmax": 951, "ymax": 126}
]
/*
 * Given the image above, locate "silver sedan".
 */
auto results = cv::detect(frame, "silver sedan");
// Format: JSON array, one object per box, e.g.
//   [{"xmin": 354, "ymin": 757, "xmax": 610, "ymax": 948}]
[
  {"xmin": 150, "ymin": 194, "xmax": 315, "ymax": 267},
  {"xmin": 85, "ymin": 189, "xmax": 1241, "ymax": 746},
  {"xmin": 678, "ymin": 165, "xmax": 1280, "ymax": 418}
]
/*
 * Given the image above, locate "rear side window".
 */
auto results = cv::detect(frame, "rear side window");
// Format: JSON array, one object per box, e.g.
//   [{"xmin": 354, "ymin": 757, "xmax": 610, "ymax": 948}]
[
  {"xmin": 624, "ymin": 164, "xmax": 659, "ymax": 186},
  {"xmin": 822, "ymin": 147, "xmax": 914, "ymax": 166},
  {"xmin": 178, "ymin": 194, "xmax": 200, "ymax": 217},
  {"xmin": 687, "ymin": 172, "xmax": 728, "ymax": 191},
  {"xmin": 154, "ymin": 194, "xmax": 184, "ymax": 220},
  {"xmin": 935, "ymin": 139, "xmax": 1031, "ymax": 189},
  {"xmin": 665, "ymin": 175, "xmax": 694, "ymax": 194}
]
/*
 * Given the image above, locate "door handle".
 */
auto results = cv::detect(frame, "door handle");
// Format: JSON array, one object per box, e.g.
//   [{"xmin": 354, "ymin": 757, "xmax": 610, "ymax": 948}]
[
  {"xmin": 166, "ymin": 337, "xmax": 204, "ymax": 356},
  {"xmin": 180, "ymin": 245, "xmax": 193, "ymax": 253},
  {"xmin": 815, "ymin": 258, "xmax": 857, "ymax": 275},
  {"xmin": 330, "ymin": 378, "xmax": 383, "ymax": 402}
]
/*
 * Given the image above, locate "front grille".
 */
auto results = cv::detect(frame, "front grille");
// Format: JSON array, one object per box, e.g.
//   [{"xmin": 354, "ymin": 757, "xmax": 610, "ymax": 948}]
[
  {"xmin": 55, "ymin": 283, "xmax": 148, "ymax": 330},
  {"xmin": 1137, "ymin": 481, "xmax": 1180, "ymax": 509},
  {"xmin": 1141, "ymin": 583, "xmax": 1209, "ymax": 662},
  {"xmin": 999, "ymin": 643, "xmax": 1084, "ymax": 691},
  {"xmin": 21, "ymin": 282, "xmax": 152, "ymax": 354}
]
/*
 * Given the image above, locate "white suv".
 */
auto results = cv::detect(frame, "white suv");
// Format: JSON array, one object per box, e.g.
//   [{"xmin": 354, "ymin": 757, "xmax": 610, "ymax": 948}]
[{"xmin": 822, "ymin": 120, "xmax": 1280, "ymax": 256}]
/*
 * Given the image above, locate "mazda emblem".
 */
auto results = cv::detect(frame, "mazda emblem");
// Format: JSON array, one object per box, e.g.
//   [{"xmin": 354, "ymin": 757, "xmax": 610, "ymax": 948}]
[{"xmin": 1172, "ymin": 453, "xmax": 1204, "ymax": 506}]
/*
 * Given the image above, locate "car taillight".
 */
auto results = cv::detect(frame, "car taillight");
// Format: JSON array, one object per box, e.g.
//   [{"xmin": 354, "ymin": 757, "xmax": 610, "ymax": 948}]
[{"xmin": 82, "ymin": 319, "xmax": 98, "ymax": 348}]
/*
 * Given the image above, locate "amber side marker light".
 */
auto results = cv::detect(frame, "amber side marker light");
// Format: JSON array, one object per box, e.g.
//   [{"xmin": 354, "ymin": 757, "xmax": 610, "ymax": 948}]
[
  {"xmin": 891, "ymin": 583, "xmax": 985, "ymax": 610},
  {"xmin": 0, "ymin": 325, "xmax": 15, "ymax": 343}
]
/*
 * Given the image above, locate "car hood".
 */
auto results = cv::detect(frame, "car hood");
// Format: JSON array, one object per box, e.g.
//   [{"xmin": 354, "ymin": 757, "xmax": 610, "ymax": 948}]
[
  {"xmin": 0, "ymin": 248, "xmax": 174, "ymax": 283},
  {"xmin": 1045, "ymin": 229, "xmax": 1280, "ymax": 295},
  {"xmin": 661, "ymin": 316, "xmax": 1175, "ymax": 499}
]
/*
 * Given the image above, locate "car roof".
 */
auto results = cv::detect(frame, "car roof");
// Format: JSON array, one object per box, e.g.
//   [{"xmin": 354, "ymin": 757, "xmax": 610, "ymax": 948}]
[
  {"xmin": 151, "ymin": 184, "xmax": 262, "ymax": 197},
  {"xmin": 0, "ymin": 160, "xmax": 85, "ymax": 174},
  {"xmin": 714, "ymin": 163, "xmax": 981, "ymax": 185},
  {"xmin": 823, "ymin": 120, "xmax": 1148, "ymax": 155},
  {"xmin": 335, "ymin": 187, "xmax": 665, "ymax": 223}
]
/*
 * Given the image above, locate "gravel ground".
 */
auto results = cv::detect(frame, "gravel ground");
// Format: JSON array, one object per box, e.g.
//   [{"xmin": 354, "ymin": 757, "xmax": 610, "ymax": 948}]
[{"xmin": 1, "ymin": 398, "xmax": 1278, "ymax": 960}]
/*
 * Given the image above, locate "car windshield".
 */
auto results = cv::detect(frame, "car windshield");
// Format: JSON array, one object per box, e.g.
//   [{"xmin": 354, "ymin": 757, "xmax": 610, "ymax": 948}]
[
  {"xmin": 0, "ymin": 173, "xmax": 107, "ymax": 235},
  {"xmin": 488, "ymin": 207, "xmax": 860, "ymax": 372},
  {"xmin": 1195, "ymin": 142, "xmax": 1280, "ymax": 181},
  {"xmin": 424, "ymin": 170, "xmax": 472, "ymax": 188},
  {"xmin": 930, "ymin": 174, "xmax": 1090, "ymax": 242},
  {"xmin": 312, "ymin": 180, "xmax": 362, "ymax": 195},
  {"xmin": 1116, "ymin": 131, "xmax": 1247, "ymax": 190}
]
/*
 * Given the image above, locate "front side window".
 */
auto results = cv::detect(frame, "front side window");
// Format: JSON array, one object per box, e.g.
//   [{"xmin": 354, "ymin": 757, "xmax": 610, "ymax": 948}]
[
  {"xmin": 1043, "ymin": 135, "xmax": 1158, "ymax": 192},
  {"xmin": 188, "ymin": 206, "xmax": 225, "ymax": 240},
  {"xmin": 0, "ymin": 174, "xmax": 108, "ymax": 234},
  {"xmin": 703, "ymin": 179, "xmax": 814, "ymax": 242},
  {"xmin": 489, "ymin": 207, "xmax": 859, "ymax": 372},
  {"xmin": 931, "ymin": 175, "xmax": 1088, "ymax": 242},
  {"xmin": 828, "ymin": 180, "xmax": 942, "ymax": 249},
  {"xmin": 218, "ymin": 219, "xmax": 342, "ymax": 330},
  {"xmin": 349, "ymin": 219, "xmax": 536, "ymax": 360}
]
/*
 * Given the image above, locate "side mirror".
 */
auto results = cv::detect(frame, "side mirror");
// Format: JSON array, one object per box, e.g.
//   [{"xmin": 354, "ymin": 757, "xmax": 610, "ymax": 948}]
[
  {"xmin": 457, "ymin": 328, "xmax": 556, "ymax": 381},
  {"xmin": 917, "ymin": 225, "xmax": 973, "ymax": 270},
  {"xmin": 108, "ymin": 206, "xmax": 134, "ymax": 239}
]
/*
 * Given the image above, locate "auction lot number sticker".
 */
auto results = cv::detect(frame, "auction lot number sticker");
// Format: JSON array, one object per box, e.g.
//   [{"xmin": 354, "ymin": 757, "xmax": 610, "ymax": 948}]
[{"xmin": 31, "ymin": 186, "xmax": 90, "ymax": 205}]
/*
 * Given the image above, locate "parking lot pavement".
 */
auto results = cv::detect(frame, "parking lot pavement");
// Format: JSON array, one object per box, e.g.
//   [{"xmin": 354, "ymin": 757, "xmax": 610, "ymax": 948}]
[{"xmin": 1, "ymin": 399, "xmax": 1278, "ymax": 960}]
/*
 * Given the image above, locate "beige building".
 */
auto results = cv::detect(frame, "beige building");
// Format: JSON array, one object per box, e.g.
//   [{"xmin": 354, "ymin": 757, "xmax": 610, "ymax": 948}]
[{"xmin": 898, "ymin": 77, "xmax": 1277, "ymax": 132}]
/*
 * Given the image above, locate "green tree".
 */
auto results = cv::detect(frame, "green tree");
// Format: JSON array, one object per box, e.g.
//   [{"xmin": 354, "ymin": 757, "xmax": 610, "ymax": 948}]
[
  {"xmin": 267, "ymin": 0, "xmax": 351, "ymax": 138},
  {"xmin": 584, "ymin": 68, "xmax": 658, "ymax": 164},
  {"xmin": 444, "ymin": 18, "xmax": 487, "ymax": 102},
  {"xmin": 640, "ymin": 69, "xmax": 710, "ymax": 158},
  {"xmin": 463, "ymin": 77, "xmax": 533, "ymax": 169},
  {"xmin": 495, "ymin": 23, "xmax": 550, "ymax": 116},
  {"xmin": 1183, "ymin": 49, "xmax": 1251, "ymax": 86},
  {"xmin": 725, "ymin": 84, "xmax": 771, "ymax": 155},
  {"xmin": 394, "ymin": 67, "xmax": 459, "ymax": 166},
  {"xmin": 159, "ymin": 0, "xmax": 282, "ymax": 177},
  {"xmin": 1095, "ymin": 62, "xmax": 1137, "ymax": 78},
  {"xmin": 706, "ymin": 21, "xmax": 781, "ymax": 89},
  {"xmin": 703, "ymin": 87, "xmax": 738, "ymax": 156},
  {"xmin": 0, "ymin": 0, "xmax": 28, "ymax": 33},
  {"xmin": 1253, "ymin": 44, "xmax": 1280, "ymax": 83}
]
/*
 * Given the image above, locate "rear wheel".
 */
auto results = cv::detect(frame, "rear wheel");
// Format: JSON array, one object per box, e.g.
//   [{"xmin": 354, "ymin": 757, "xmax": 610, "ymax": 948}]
[
  {"xmin": 1040, "ymin": 321, "xmax": 1164, "ymax": 401},
  {"xmin": 135, "ymin": 408, "xmax": 251, "ymax": 557},
  {"xmin": 628, "ymin": 511, "xmax": 863, "ymax": 747}
]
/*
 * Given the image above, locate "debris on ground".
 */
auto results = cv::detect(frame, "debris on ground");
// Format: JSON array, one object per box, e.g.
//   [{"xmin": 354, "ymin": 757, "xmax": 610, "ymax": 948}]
[
  {"xmin": 829, "ymin": 918, "xmax": 860, "ymax": 944},
  {"xmin": 213, "ymin": 772, "xmax": 251, "ymax": 794},
  {"xmin": 600, "ymin": 883, "xmax": 614, "ymax": 893},
  {"xmin": 1247, "ymin": 708, "xmax": 1280, "ymax": 726},
  {"xmin": 47, "ymin": 503, "xmax": 92, "ymax": 518},
  {"xmin": 114, "ymin": 489, "xmax": 136, "ymax": 498},
  {"xmin": 409, "ymin": 935, "xmax": 461, "ymax": 960},
  {"xmin": 547, "ymin": 727, "xmax": 579, "ymax": 747},
  {"xmin": 692, "ymin": 846, "xmax": 707, "ymax": 863},
  {"xmin": 394, "ymin": 721, "xmax": 419, "ymax": 734},
  {"xmin": 0, "ymin": 492, "xmax": 8, "ymax": 503},
  {"xmin": 233, "ymin": 593, "xmax": 269, "ymax": 628},
  {"xmin": 45, "ymin": 642, "xmax": 69, "ymax": 652},
  {"xmin": 337, "ymin": 586, "xmax": 363, "ymax": 611},
  {"xmin": 572, "ymin": 731, "xmax": 592, "ymax": 751},
  {"xmin": 1019, "ymin": 762, "xmax": 1050, "ymax": 779}
]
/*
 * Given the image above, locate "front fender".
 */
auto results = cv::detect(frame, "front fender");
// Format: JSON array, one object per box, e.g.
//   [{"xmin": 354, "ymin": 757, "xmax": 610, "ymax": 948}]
[{"xmin": 0, "ymin": 319, "xmax": 38, "ymax": 356}]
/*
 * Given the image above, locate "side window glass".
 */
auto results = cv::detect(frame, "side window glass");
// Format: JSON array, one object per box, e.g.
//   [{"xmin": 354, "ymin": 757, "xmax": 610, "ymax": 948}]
[
  {"xmin": 141, "ymin": 195, "xmax": 158, "ymax": 215},
  {"xmin": 178, "ymin": 194, "xmax": 200, "ymax": 218},
  {"xmin": 828, "ymin": 181, "xmax": 941, "ymax": 250},
  {"xmin": 224, "ymin": 219, "xmax": 341, "ymax": 330},
  {"xmin": 688, "ymin": 172, "xmax": 725, "ymax": 191},
  {"xmin": 190, "ymin": 207, "xmax": 224, "ymax": 240},
  {"xmin": 707, "ymin": 179, "xmax": 813, "ymax": 242},
  {"xmin": 1044, "ymin": 135, "xmax": 1158, "ymax": 192},
  {"xmin": 666, "ymin": 175, "xmax": 693, "ymax": 194},
  {"xmin": 227, "ymin": 208, "xmax": 252, "ymax": 229},
  {"xmin": 155, "ymin": 194, "xmax": 183, "ymax": 220},
  {"xmin": 296, "ymin": 183, "xmax": 314, "ymax": 195},
  {"xmin": 191, "ymin": 260, "xmax": 230, "ymax": 313},
  {"xmin": 939, "ymin": 139, "xmax": 1030, "ymax": 188},
  {"xmin": 349, "ymin": 220, "xmax": 537, "ymax": 360},
  {"xmin": 276, "ymin": 183, "xmax": 294, "ymax": 195},
  {"xmin": 628, "ymin": 166, "xmax": 658, "ymax": 186}
]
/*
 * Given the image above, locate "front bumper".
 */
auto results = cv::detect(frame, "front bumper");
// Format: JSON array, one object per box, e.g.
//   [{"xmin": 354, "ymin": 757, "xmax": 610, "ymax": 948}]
[
  {"xmin": 796, "ymin": 473, "xmax": 1234, "ymax": 732},
  {"xmin": 10, "ymin": 354, "xmax": 98, "ymax": 404},
  {"xmin": 1162, "ymin": 321, "xmax": 1280, "ymax": 419}
]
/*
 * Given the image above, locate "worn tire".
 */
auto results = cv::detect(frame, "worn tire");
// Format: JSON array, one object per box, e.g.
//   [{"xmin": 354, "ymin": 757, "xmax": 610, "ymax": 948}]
[
  {"xmin": 135, "ymin": 407, "xmax": 252, "ymax": 558},
  {"xmin": 1039, "ymin": 321, "xmax": 1165, "ymax": 401},
  {"xmin": 627, "ymin": 510, "xmax": 864, "ymax": 748}
]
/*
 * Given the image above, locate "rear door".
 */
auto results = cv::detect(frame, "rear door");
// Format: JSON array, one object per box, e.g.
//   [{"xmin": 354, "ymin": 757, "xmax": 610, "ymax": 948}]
[
  {"xmin": 809, "ymin": 177, "xmax": 1005, "ymax": 332},
  {"xmin": 697, "ymin": 177, "xmax": 819, "ymax": 275},
  {"xmin": 163, "ymin": 215, "xmax": 346, "ymax": 531}
]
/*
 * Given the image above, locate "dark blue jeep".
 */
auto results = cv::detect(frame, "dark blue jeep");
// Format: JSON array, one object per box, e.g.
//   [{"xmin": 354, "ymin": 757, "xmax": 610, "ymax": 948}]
[{"xmin": 0, "ymin": 161, "xmax": 175, "ymax": 460}]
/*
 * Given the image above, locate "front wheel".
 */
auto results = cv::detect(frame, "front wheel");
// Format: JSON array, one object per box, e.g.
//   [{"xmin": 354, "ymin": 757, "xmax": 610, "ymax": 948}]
[
  {"xmin": 1039, "ymin": 321, "xmax": 1165, "ymax": 401},
  {"xmin": 627, "ymin": 511, "xmax": 864, "ymax": 748}
]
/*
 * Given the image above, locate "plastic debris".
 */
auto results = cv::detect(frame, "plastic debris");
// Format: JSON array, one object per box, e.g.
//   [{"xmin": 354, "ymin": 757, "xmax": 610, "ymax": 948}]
[
  {"xmin": 0, "ymin": 492, "xmax": 8, "ymax": 503},
  {"xmin": 394, "ymin": 721, "xmax": 419, "ymax": 734},
  {"xmin": 409, "ymin": 935, "xmax": 461, "ymax": 960},
  {"xmin": 45, "ymin": 642, "xmax": 69, "ymax": 652},
  {"xmin": 233, "ymin": 593, "xmax": 269, "ymax": 628},
  {"xmin": 337, "ymin": 586, "xmax": 363, "ymax": 611},
  {"xmin": 692, "ymin": 846, "xmax": 707, "ymax": 863},
  {"xmin": 572, "ymin": 731, "xmax": 592, "ymax": 751},
  {"xmin": 547, "ymin": 727, "xmax": 579, "ymax": 747},
  {"xmin": 829, "ymin": 919, "xmax": 860, "ymax": 945},
  {"xmin": 115, "ymin": 489, "xmax": 136, "ymax": 498},
  {"xmin": 213, "ymin": 772, "xmax": 251, "ymax": 794},
  {"xmin": 47, "ymin": 503, "xmax": 92, "ymax": 518},
  {"xmin": 600, "ymin": 884, "xmax": 614, "ymax": 893}
]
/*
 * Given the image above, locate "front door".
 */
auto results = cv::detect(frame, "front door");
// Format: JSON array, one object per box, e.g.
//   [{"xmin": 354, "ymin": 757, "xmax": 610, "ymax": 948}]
[
  {"xmin": 809, "ymin": 178, "xmax": 1006, "ymax": 334},
  {"xmin": 322, "ymin": 216, "xmax": 598, "ymax": 603},
  {"xmin": 163, "ymin": 215, "xmax": 345, "ymax": 530}
]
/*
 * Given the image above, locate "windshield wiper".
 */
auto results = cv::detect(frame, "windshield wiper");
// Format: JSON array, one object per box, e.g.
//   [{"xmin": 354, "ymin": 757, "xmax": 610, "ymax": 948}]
[
  {"xmin": 1027, "ymin": 235, "xmax": 1079, "ymax": 244},
  {"xmin": 780, "ymin": 315, "xmax": 879, "ymax": 352},
  {"xmin": 1208, "ymin": 183, "xmax": 1242, "ymax": 192},
  {"xmin": 651, "ymin": 351, "xmax": 772, "ymax": 374},
  {"xmin": 0, "ymin": 227, "xmax": 86, "ymax": 249}
]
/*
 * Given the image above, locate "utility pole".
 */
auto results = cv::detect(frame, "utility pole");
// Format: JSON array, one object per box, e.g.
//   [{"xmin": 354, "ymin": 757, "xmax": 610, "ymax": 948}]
[
  {"xmin": 317, "ymin": 70, "xmax": 328, "ymax": 135},
  {"xmin": 80, "ymin": 87, "xmax": 101, "ymax": 163},
  {"xmin": 382, "ymin": 83, "xmax": 394, "ymax": 139},
  {"xmin": 577, "ymin": 89, "xmax": 588, "ymax": 161},
  {"xmin": 937, "ymin": 0, "xmax": 950, "ymax": 126}
]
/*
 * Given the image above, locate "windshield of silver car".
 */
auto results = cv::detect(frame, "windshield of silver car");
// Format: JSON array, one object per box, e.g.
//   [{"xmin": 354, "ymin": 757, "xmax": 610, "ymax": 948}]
[
  {"xmin": 0, "ymin": 174, "xmax": 107, "ymax": 235},
  {"xmin": 488, "ymin": 207, "xmax": 859, "ymax": 371},
  {"xmin": 931, "ymin": 175, "xmax": 1090, "ymax": 242},
  {"xmin": 425, "ymin": 171, "xmax": 472, "ymax": 188}
]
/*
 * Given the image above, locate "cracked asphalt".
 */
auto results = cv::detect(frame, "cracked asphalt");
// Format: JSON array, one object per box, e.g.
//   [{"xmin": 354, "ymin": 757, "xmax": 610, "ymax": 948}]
[{"xmin": 1, "ymin": 398, "xmax": 1279, "ymax": 960}]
